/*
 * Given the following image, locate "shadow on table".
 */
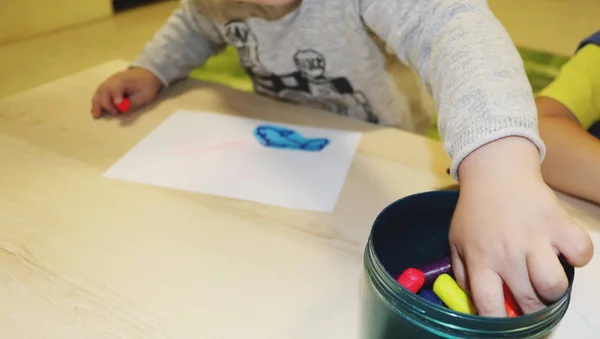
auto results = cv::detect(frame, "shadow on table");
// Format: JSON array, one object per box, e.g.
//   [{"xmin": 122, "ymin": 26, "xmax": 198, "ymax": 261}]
[{"xmin": 100, "ymin": 94, "xmax": 166, "ymax": 127}]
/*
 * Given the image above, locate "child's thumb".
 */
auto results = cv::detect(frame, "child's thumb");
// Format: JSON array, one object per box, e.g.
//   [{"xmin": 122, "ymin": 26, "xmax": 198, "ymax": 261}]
[
  {"xmin": 554, "ymin": 224, "xmax": 594, "ymax": 267},
  {"xmin": 127, "ymin": 90, "xmax": 155, "ymax": 111},
  {"xmin": 109, "ymin": 86, "xmax": 126, "ymax": 110}
]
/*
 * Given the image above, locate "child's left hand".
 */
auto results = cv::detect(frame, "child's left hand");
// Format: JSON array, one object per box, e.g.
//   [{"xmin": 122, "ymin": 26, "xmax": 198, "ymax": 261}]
[{"xmin": 448, "ymin": 137, "xmax": 594, "ymax": 317}]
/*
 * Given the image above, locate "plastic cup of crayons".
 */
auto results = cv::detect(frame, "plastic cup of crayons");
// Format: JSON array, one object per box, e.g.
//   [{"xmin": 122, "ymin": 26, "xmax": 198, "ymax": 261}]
[{"xmin": 359, "ymin": 190, "xmax": 575, "ymax": 339}]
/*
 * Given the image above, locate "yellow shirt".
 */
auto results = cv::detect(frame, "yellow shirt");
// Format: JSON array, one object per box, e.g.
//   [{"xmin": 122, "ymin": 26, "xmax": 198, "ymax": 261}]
[{"xmin": 539, "ymin": 44, "xmax": 600, "ymax": 129}]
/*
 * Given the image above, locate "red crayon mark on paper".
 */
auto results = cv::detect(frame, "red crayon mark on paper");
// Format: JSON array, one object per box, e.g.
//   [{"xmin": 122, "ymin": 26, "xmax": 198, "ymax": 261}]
[
  {"xmin": 192, "ymin": 140, "xmax": 248, "ymax": 153},
  {"xmin": 176, "ymin": 139, "xmax": 248, "ymax": 156}
]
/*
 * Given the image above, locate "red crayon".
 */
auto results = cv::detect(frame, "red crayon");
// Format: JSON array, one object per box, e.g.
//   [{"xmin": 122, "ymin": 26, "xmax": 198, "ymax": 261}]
[
  {"xmin": 503, "ymin": 284, "xmax": 522, "ymax": 318},
  {"xmin": 116, "ymin": 98, "xmax": 131, "ymax": 113},
  {"xmin": 397, "ymin": 268, "xmax": 425, "ymax": 293}
]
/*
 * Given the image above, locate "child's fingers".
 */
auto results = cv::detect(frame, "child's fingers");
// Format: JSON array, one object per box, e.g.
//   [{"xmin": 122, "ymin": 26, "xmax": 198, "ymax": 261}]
[
  {"xmin": 128, "ymin": 88, "xmax": 158, "ymax": 111},
  {"xmin": 450, "ymin": 245, "xmax": 469, "ymax": 292},
  {"xmin": 554, "ymin": 226, "xmax": 594, "ymax": 268},
  {"xmin": 127, "ymin": 92, "xmax": 149, "ymax": 111},
  {"xmin": 467, "ymin": 266, "xmax": 506, "ymax": 317},
  {"xmin": 91, "ymin": 93, "xmax": 103, "ymax": 119},
  {"xmin": 501, "ymin": 256, "xmax": 546, "ymax": 314},
  {"xmin": 109, "ymin": 86, "xmax": 125, "ymax": 107},
  {"xmin": 98, "ymin": 90, "xmax": 118, "ymax": 115},
  {"xmin": 527, "ymin": 246, "xmax": 569, "ymax": 303}
]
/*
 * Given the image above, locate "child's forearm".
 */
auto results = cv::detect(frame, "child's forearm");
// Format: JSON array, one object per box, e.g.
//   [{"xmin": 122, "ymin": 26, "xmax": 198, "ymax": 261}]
[
  {"xmin": 360, "ymin": 0, "xmax": 544, "ymax": 180},
  {"xmin": 537, "ymin": 97, "xmax": 600, "ymax": 204},
  {"xmin": 131, "ymin": 0, "xmax": 226, "ymax": 86}
]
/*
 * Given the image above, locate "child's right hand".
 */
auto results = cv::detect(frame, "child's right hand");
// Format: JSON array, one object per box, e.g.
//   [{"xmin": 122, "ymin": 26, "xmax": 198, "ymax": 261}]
[
  {"xmin": 91, "ymin": 68, "xmax": 163, "ymax": 118},
  {"xmin": 449, "ymin": 137, "xmax": 594, "ymax": 317}
]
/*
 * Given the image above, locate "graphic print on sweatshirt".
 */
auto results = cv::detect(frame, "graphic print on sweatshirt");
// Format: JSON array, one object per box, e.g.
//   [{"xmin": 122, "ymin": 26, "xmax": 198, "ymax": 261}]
[{"xmin": 223, "ymin": 20, "xmax": 379, "ymax": 123}]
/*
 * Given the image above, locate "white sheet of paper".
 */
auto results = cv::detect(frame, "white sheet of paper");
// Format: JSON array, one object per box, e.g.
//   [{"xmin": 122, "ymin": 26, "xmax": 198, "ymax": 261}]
[
  {"xmin": 551, "ymin": 230, "xmax": 600, "ymax": 339},
  {"xmin": 104, "ymin": 110, "xmax": 362, "ymax": 212}
]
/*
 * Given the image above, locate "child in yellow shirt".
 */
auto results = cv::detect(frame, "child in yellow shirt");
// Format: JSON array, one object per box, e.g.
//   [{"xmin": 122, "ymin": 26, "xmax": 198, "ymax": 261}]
[{"xmin": 537, "ymin": 31, "xmax": 600, "ymax": 204}]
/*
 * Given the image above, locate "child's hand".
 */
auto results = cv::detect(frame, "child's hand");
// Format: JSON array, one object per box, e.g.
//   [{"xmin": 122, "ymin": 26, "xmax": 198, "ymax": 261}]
[
  {"xmin": 449, "ymin": 137, "xmax": 594, "ymax": 317},
  {"xmin": 91, "ymin": 68, "xmax": 163, "ymax": 118}
]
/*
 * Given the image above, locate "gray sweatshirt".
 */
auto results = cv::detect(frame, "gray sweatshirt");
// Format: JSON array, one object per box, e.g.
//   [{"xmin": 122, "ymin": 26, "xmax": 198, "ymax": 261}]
[{"xmin": 132, "ymin": 0, "xmax": 545, "ymax": 179}]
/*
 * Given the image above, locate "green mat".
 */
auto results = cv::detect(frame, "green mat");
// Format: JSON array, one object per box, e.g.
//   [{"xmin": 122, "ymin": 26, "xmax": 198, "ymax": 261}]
[
  {"xmin": 189, "ymin": 46, "xmax": 571, "ymax": 140},
  {"xmin": 189, "ymin": 46, "xmax": 253, "ymax": 93}
]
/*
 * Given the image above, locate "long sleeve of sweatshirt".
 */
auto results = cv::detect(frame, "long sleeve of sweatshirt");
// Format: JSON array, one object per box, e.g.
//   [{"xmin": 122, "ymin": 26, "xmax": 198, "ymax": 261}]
[
  {"xmin": 360, "ymin": 0, "xmax": 545, "ymax": 177},
  {"xmin": 131, "ymin": 0, "xmax": 226, "ymax": 86}
]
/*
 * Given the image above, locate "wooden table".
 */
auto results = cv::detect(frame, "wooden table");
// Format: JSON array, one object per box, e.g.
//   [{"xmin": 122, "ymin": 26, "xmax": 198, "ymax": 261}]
[{"xmin": 1, "ymin": 60, "xmax": 599, "ymax": 338}]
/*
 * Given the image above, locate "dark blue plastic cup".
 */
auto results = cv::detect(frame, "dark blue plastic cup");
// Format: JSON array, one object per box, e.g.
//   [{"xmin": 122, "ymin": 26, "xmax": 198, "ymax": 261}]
[{"xmin": 360, "ymin": 190, "xmax": 574, "ymax": 338}]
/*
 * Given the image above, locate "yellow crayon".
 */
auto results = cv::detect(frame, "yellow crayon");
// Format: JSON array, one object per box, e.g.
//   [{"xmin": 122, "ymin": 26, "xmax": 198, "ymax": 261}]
[{"xmin": 432, "ymin": 274, "xmax": 477, "ymax": 315}]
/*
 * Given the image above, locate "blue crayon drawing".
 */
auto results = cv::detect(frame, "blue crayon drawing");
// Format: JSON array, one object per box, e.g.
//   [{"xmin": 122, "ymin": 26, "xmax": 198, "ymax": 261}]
[{"xmin": 253, "ymin": 125, "xmax": 330, "ymax": 152}]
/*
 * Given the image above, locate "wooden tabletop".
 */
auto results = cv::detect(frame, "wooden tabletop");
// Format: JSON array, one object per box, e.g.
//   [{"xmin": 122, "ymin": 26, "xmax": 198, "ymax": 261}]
[{"xmin": 1, "ymin": 60, "xmax": 599, "ymax": 338}]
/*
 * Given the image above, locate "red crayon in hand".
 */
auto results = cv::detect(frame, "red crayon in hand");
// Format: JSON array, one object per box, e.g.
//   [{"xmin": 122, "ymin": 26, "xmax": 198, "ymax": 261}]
[
  {"xmin": 503, "ymin": 284, "xmax": 522, "ymax": 318},
  {"xmin": 397, "ymin": 268, "xmax": 425, "ymax": 293},
  {"xmin": 116, "ymin": 97, "xmax": 131, "ymax": 113}
]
